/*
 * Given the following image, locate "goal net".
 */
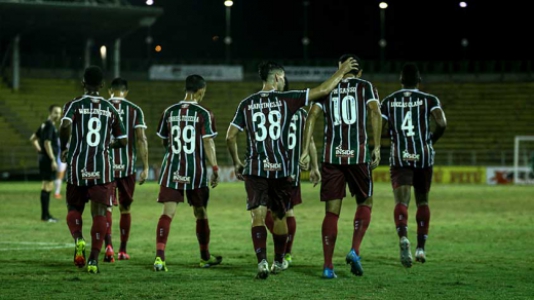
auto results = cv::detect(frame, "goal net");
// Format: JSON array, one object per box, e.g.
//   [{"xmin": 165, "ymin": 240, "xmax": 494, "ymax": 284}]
[{"xmin": 513, "ymin": 136, "xmax": 534, "ymax": 184}]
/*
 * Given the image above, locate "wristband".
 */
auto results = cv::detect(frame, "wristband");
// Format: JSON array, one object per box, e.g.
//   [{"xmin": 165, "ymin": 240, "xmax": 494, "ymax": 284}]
[{"xmin": 212, "ymin": 166, "xmax": 219, "ymax": 172}]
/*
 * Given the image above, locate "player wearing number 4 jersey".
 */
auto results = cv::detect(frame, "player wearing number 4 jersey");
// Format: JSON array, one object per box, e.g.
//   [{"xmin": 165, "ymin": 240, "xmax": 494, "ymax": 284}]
[
  {"xmin": 60, "ymin": 66, "xmax": 128, "ymax": 274},
  {"xmin": 226, "ymin": 59, "xmax": 359, "ymax": 279},
  {"xmin": 381, "ymin": 63, "xmax": 447, "ymax": 267},
  {"xmin": 153, "ymin": 75, "xmax": 222, "ymax": 272},
  {"xmin": 301, "ymin": 54, "xmax": 382, "ymax": 279}
]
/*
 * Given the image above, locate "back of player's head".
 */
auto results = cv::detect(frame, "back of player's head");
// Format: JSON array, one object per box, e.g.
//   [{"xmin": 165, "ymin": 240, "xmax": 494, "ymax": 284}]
[
  {"xmin": 83, "ymin": 66, "xmax": 104, "ymax": 87},
  {"xmin": 49, "ymin": 104, "xmax": 61, "ymax": 113},
  {"xmin": 185, "ymin": 75, "xmax": 206, "ymax": 93},
  {"xmin": 401, "ymin": 63, "xmax": 421, "ymax": 87},
  {"xmin": 258, "ymin": 61, "xmax": 285, "ymax": 82},
  {"xmin": 110, "ymin": 78, "xmax": 128, "ymax": 91},
  {"xmin": 338, "ymin": 54, "xmax": 361, "ymax": 76},
  {"xmin": 283, "ymin": 76, "xmax": 290, "ymax": 91}
]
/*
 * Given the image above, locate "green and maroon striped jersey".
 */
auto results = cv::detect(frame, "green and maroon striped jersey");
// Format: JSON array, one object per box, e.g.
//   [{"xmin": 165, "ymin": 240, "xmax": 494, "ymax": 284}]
[
  {"xmin": 157, "ymin": 101, "xmax": 217, "ymax": 190},
  {"xmin": 315, "ymin": 78, "xmax": 379, "ymax": 165},
  {"xmin": 230, "ymin": 89, "xmax": 309, "ymax": 178},
  {"xmin": 381, "ymin": 89, "xmax": 441, "ymax": 168},
  {"xmin": 109, "ymin": 97, "xmax": 147, "ymax": 179},
  {"xmin": 62, "ymin": 95, "xmax": 127, "ymax": 186},
  {"xmin": 286, "ymin": 108, "xmax": 307, "ymax": 186}
]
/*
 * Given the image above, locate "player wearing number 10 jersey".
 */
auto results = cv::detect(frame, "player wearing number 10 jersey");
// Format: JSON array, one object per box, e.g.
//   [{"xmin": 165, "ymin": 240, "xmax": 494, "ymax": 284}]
[
  {"xmin": 60, "ymin": 66, "xmax": 128, "ymax": 274},
  {"xmin": 380, "ymin": 63, "xmax": 447, "ymax": 267},
  {"xmin": 153, "ymin": 75, "xmax": 222, "ymax": 272}
]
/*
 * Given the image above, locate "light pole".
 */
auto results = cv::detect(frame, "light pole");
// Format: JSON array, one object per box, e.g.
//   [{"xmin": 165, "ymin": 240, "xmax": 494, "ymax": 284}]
[
  {"xmin": 303, "ymin": 1, "xmax": 310, "ymax": 62},
  {"xmin": 224, "ymin": 0, "xmax": 233, "ymax": 63},
  {"xmin": 379, "ymin": 2, "xmax": 388, "ymax": 71},
  {"xmin": 459, "ymin": 2, "xmax": 468, "ymax": 61}
]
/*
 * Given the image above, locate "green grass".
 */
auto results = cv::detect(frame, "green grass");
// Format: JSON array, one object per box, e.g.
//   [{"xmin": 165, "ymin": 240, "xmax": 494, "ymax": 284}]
[{"xmin": 0, "ymin": 182, "xmax": 533, "ymax": 299}]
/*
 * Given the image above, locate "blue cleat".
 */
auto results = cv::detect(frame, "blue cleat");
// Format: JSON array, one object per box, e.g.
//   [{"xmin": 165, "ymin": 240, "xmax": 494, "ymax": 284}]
[
  {"xmin": 345, "ymin": 249, "xmax": 364, "ymax": 276},
  {"xmin": 322, "ymin": 267, "xmax": 337, "ymax": 279}
]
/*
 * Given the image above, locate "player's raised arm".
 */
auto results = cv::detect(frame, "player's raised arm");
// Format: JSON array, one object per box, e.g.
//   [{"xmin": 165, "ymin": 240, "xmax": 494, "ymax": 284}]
[
  {"xmin": 226, "ymin": 125, "xmax": 244, "ymax": 181},
  {"xmin": 430, "ymin": 108, "xmax": 447, "ymax": 144},
  {"xmin": 300, "ymin": 104, "xmax": 321, "ymax": 168},
  {"xmin": 308, "ymin": 58, "xmax": 359, "ymax": 102},
  {"xmin": 136, "ymin": 127, "xmax": 149, "ymax": 185}
]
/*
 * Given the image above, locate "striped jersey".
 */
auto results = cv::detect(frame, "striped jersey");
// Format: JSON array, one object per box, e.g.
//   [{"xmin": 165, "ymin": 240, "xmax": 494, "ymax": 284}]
[
  {"xmin": 230, "ymin": 89, "xmax": 309, "ymax": 178},
  {"xmin": 62, "ymin": 95, "xmax": 127, "ymax": 186},
  {"xmin": 315, "ymin": 78, "xmax": 379, "ymax": 165},
  {"xmin": 157, "ymin": 101, "xmax": 217, "ymax": 190},
  {"xmin": 380, "ymin": 89, "xmax": 441, "ymax": 168},
  {"xmin": 109, "ymin": 97, "xmax": 147, "ymax": 178},
  {"xmin": 286, "ymin": 108, "xmax": 307, "ymax": 186}
]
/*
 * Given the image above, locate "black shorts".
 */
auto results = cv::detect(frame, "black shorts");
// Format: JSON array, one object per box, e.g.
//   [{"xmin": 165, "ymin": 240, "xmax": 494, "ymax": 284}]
[
  {"xmin": 390, "ymin": 166, "xmax": 433, "ymax": 193},
  {"xmin": 38, "ymin": 154, "xmax": 55, "ymax": 181},
  {"xmin": 157, "ymin": 185, "xmax": 210, "ymax": 207},
  {"xmin": 112, "ymin": 174, "xmax": 136, "ymax": 207},
  {"xmin": 320, "ymin": 163, "xmax": 373, "ymax": 204},
  {"xmin": 244, "ymin": 175, "xmax": 292, "ymax": 217},
  {"xmin": 67, "ymin": 183, "xmax": 115, "ymax": 207}
]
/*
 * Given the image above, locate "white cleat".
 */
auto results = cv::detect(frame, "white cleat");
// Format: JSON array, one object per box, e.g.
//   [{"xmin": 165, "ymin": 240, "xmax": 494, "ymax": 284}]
[
  {"xmin": 400, "ymin": 237, "xmax": 413, "ymax": 268},
  {"xmin": 270, "ymin": 261, "xmax": 284, "ymax": 274},
  {"xmin": 256, "ymin": 259, "xmax": 269, "ymax": 279},
  {"xmin": 415, "ymin": 248, "xmax": 426, "ymax": 263},
  {"xmin": 281, "ymin": 259, "xmax": 289, "ymax": 271}
]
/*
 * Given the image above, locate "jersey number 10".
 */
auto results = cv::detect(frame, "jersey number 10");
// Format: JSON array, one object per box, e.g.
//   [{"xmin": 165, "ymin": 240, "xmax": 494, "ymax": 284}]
[{"xmin": 332, "ymin": 96, "xmax": 357, "ymax": 125}]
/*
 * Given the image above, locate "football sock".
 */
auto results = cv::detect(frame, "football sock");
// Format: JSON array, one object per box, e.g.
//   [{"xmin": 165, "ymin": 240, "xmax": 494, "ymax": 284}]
[
  {"xmin": 67, "ymin": 210, "xmax": 83, "ymax": 240},
  {"xmin": 285, "ymin": 216, "xmax": 296, "ymax": 255},
  {"xmin": 89, "ymin": 215, "xmax": 107, "ymax": 261},
  {"xmin": 156, "ymin": 215, "xmax": 172, "ymax": 261},
  {"xmin": 273, "ymin": 233, "xmax": 288, "ymax": 264},
  {"xmin": 55, "ymin": 179, "xmax": 62, "ymax": 195},
  {"xmin": 416, "ymin": 205, "xmax": 431, "ymax": 250},
  {"xmin": 264, "ymin": 210, "xmax": 274, "ymax": 234},
  {"xmin": 322, "ymin": 212, "xmax": 339, "ymax": 269},
  {"xmin": 352, "ymin": 205, "xmax": 371, "ymax": 256},
  {"xmin": 394, "ymin": 203, "xmax": 409, "ymax": 238},
  {"xmin": 251, "ymin": 226, "xmax": 267, "ymax": 263},
  {"xmin": 119, "ymin": 213, "xmax": 131, "ymax": 252},
  {"xmin": 196, "ymin": 219, "xmax": 211, "ymax": 261},
  {"xmin": 40, "ymin": 190, "xmax": 50, "ymax": 219},
  {"xmin": 105, "ymin": 210, "xmax": 112, "ymax": 247}
]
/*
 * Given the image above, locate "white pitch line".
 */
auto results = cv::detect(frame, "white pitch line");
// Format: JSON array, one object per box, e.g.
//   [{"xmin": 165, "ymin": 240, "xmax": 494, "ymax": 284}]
[{"xmin": 0, "ymin": 241, "xmax": 77, "ymax": 251}]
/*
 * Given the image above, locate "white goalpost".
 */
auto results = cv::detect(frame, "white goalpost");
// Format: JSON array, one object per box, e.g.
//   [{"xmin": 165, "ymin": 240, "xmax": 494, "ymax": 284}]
[{"xmin": 513, "ymin": 136, "xmax": 534, "ymax": 185}]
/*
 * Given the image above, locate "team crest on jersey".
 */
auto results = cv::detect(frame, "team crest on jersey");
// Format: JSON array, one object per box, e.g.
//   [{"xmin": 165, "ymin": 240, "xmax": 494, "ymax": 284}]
[
  {"xmin": 263, "ymin": 159, "xmax": 282, "ymax": 172},
  {"xmin": 335, "ymin": 145, "xmax": 355, "ymax": 158},
  {"xmin": 114, "ymin": 164, "xmax": 125, "ymax": 172},
  {"xmin": 402, "ymin": 150, "xmax": 420, "ymax": 161},
  {"xmin": 173, "ymin": 171, "xmax": 191, "ymax": 184},
  {"xmin": 81, "ymin": 169, "xmax": 101, "ymax": 180}
]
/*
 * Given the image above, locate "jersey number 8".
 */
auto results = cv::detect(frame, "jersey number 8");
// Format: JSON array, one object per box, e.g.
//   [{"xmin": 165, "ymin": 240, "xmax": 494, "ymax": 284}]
[{"xmin": 87, "ymin": 117, "xmax": 102, "ymax": 147}]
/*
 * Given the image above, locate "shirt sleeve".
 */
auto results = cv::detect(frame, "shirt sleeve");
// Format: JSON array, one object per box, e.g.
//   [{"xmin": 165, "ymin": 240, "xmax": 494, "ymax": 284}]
[
  {"xmin": 365, "ymin": 82, "xmax": 379, "ymax": 104},
  {"xmin": 313, "ymin": 95, "xmax": 327, "ymax": 111},
  {"xmin": 201, "ymin": 111, "xmax": 217, "ymax": 138},
  {"xmin": 380, "ymin": 99, "xmax": 389, "ymax": 120},
  {"xmin": 134, "ymin": 106, "xmax": 147, "ymax": 129},
  {"xmin": 429, "ymin": 96, "xmax": 442, "ymax": 112},
  {"xmin": 157, "ymin": 110, "xmax": 169, "ymax": 139},
  {"xmin": 280, "ymin": 89, "xmax": 310, "ymax": 115},
  {"xmin": 111, "ymin": 108, "xmax": 127, "ymax": 139},
  {"xmin": 42, "ymin": 122, "xmax": 54, "ymax": 142},
  {"xmin": 62, "ymin": 101, "xmax": 76, "ymax": 123},
  {"xmin": 230, "ymin": 101, "xmax": 246, "ymax": 131}
]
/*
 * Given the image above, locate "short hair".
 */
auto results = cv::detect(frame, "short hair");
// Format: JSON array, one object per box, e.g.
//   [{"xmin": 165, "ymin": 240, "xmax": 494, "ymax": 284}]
[
  {"xmin": 401, "ymin": 63, "xmax": 421, "ymax": 87},
  {"xmin": 83, "ymin": 66, "xmax": 104, "ymax": 87},
  {"xmin": 49, "ymin": 104, "xmax": 61, "ymax": 113},
  {"xmin": 185, "ymin": 75, "xmax": 206, "ymax": 93},
  {"xmin": 338, "ymin": 53, "xmax": 361, "ymax": 76},
  {"xmin": 110, "ymin": 78, "xmax": 128, "ymax": 91},
  {"xmin": 283, "ymin": 76, "xmax": 290, "ymax": 92},
  {"xmin": 258, "ymin": 61, "xmax": 285, "ymax": 81}
]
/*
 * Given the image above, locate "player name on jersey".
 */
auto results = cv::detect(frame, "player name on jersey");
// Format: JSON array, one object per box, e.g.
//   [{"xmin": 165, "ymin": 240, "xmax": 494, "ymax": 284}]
[{"xmin": 77, "ymin": 108, "xmax": 112, "ymax": 117}]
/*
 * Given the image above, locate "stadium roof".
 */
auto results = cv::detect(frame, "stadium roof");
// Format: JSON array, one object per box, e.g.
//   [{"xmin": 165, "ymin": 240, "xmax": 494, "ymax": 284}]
[{"xmin": 0, "ymin": 1, "xmax": 163, "ymax": 40}]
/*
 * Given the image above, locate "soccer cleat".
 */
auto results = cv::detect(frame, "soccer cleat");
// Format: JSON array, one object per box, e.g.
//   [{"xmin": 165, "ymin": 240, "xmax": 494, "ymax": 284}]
[
  {"xmin": 153, "ymin": 257, "xmax": 168, "ymax": 272},
  {"xmin": 400, "ymin": 237, "xmax": 413, "ymax": 268},
  {"xmin": 43, "ymin": 216, "xmax": 58, "ymax": 223},
  {"xmin": 415, "ymin": 248, "xmax": 426, "ymax": 263},
  {"xmin": 270, "ymin": 261, "xmax": 284, "ymax": 274},
  {"xmin": 345, "ymin": 249, "xmax": 364, "ymax": 276},
  {"xmin": 118, "ymin": 251, "xmax": 130, "ymax": 260},
  {"xmin": 199, "ymin": 255, "xmax": 223, "ymax": 268},
  {"xmin": 322, "ymin": 267, "xmax": 338, "ymax": 279},
  {"xmin": 73, "ymin": 238, "xmax": 86, "ymax": 268},
  {"xmin": 54, "ymin": 194, "xmax": 62, "ymax": 200},
  {"xmin": 281, "ymin": 259, "xmax": 289, "ymax": 271},
  {"xmin": 103, "ymin": 245, "xmax": 115, "ymax": 263},
  {"xmin": 87, "ymin": 260, "xmax": 99, "ymax": 274},
  {"xmin": 256, "ymin": 259, "xmax": 269, "ymax": 279}
]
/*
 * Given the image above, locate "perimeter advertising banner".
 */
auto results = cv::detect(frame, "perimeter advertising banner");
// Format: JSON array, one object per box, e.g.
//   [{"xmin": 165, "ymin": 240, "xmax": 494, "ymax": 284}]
[
  {"xmin": 371, "ymin": 166, "xmax": 486, "ymax": 184},
  {"xmin": 149, "ymin": 65, "xmax": 244, "ymax": 81},
  {"xmin": 283, "ymin": 66, "xmax": 338, "ymax": 82}
]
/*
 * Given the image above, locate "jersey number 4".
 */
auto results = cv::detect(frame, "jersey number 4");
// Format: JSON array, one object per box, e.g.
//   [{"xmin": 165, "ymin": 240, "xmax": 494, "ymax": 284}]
[{"xmin": 401, "ymin": 111, "xmax": 415, "ymax": 137}]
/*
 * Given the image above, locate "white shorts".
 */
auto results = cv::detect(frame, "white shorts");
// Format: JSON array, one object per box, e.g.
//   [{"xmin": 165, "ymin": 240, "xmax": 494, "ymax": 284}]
[{"xmin": 58, "ymin": 160, "xmax": 67, "ymax": 173}]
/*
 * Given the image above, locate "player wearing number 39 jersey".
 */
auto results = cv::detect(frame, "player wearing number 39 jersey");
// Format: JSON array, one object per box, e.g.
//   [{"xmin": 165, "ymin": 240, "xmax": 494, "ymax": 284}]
[
  {"xmin": 381, "ymin": 63, "xmax": 447, "ymax": 268},
  {"xmin": 60, "ymin": 66, "xmax": 128, "ymax": 274}
]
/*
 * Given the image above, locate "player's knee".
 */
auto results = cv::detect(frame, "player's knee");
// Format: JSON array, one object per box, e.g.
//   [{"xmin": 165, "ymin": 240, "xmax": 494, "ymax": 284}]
[
  {"xmin": 359, "ymin": 196, "xmax": 373, "ymax": 207},
  {"xmin": 193, "ymin": 206, "xmax": 207, "ymax": 219},
  {"xmin": 325, "ymin": 200, "xmax": 342, "ymax": 215},
  {"xmin": 119, "ymin": 204, "xmax": 131, "ymax": 213}
]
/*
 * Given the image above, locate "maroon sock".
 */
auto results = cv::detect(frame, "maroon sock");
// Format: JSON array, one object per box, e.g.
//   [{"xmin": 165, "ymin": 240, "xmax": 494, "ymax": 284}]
[
  {"xmin": 352, "ymin": 205, "xmax": 371, "ymax": 256},
  {"xmin": 322, "ymin": 212, "xmax": 339, "ymax": 269},
  {"xmin": 416, "ymin": 205, "xmax": 431, "ymax": 249},
  {"xmin": 66, "ymin": 210, "xmax": 83, "ymax": 240},
  {"xmin": 105, "ymin": 210, "xmax": 112, "ymax": 248},
  {"xmin": 156, "ymin": 215, "xmax": 172, "ymax": 261},
  {"xmin": 251, "ymin": 226, "xmax": 267, "ymax": 263},
  {"xmin": 285, "ymin": 216, "xmax": 296, "ymax": 255},
  {"xmin": 272, "ymin": 233, "xmax": 288, "ymax": 263},
  {"xmin": 196, "ymin": 219, "xmax": 211, "ymax": 261},
  {"xmin": 394, "ymin": 203, "xmax": 409, "ymax": 238},
  {"xmin": 89, "ymin": 215, "xmax": 107, "ymax": 261},
  {"xmin": 264, "ymin": 210, "xmax": 274, "ymax": 234},
  {"xmin": 119, "ymin": 213, "xmax": 131, "ymax": 252}
]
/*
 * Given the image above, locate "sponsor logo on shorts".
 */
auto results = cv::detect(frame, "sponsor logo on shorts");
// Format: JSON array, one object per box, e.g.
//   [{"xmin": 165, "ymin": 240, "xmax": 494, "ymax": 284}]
[
  {"xmin": 114, "ymin": 164, "xmax": 125, "ymax": 171},
  {"xmin": 335, "ymin": 145, "xmax": 355, "ymax": 158},
  {"xmin": 402, "ymin": 150, "xmax": 420, "ymax": 161},
  {"xmin": 81, "ymin": 169, "xmax": 101, "ymax": 180},
  {"xmin": 263, "ymin": 159, "xmax": 282, "ymax": 172},
  {"xmin": 173, "ymin": 171, "xmax": 191, "ymax": 183}
]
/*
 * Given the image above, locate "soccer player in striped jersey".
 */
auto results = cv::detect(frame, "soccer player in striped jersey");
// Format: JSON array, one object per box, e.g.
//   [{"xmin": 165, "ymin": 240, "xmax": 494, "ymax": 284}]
[
  {"xmin": 102, "ymin": 78, "xmax": 149, "ymax": 263},
  {"xmin": 380, "ymin": 63, "xmax": 447, "ymax": 267},
  {"xmin": 226, "ymin": 59, "xmax": 358, "ymax": 279},
  {"xmin": 59, "ymin": 66, "xmax": 128, "ymax": 274},
  {"xmin": 153, "ymin": 75, "xmax": 222, "ymax": 272},
  {"xmin": 301, "ymin": 54, "xmax": 382, "ymax": 279}
]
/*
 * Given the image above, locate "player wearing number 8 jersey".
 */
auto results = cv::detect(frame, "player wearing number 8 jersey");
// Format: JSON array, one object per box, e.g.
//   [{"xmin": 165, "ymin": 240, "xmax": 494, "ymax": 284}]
[
  {"xmin": 60, "ymin": 66, "xmax": 128, "ymax": 273},
  {"xmin": 300, "ymin": 54, "xmax": 382, "ymax": 279},
  {"xmin": 153, "ymin": 75, "xmax": 222, "ymax": 272},
  {"xmin": 380, "ymin": 63, "xmax": 447, "ymax": 267}
]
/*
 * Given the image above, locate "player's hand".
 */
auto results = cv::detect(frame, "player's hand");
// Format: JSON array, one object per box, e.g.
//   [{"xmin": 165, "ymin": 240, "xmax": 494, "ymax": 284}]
[
  {"xmin": 51, "ymin": 160, "xmax": 58, "ymax": 171},
  {"xmin": 138, "ymin": 168, "xmax": 148, "ymax": 185},
  {"xmin": 299, "ymin": 153, "xmax": 310, "ymax": 171},
  {"xmin": 61, "ymin": 150, "xmax": 68, "ymax": 163},
  {"xmin": 234, "ymin": 162, "xmax": 245, "ymax": 181},
  {"xmin": 340, "ymin": 58, "xmax": 360, "ymax": 75},
  {"xmin": 370, "ymin": 147, "xmax": 381, "ymax": 170},
  {"xmin": 210, "ymin": 171, "xmax": 219, "ymax": 188},
  {"xmin": 309, "ymin": 168, "xmax": 321, "ymax": 187}
]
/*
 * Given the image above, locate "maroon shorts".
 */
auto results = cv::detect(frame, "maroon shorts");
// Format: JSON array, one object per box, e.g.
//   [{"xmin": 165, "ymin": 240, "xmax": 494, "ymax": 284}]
[
  {"xmin": 288, "ymin": 185, "xmax": 302, "ymax": 209},
  {"xmin": 112, "ymin": 174, "xmax": 136, "ymax": 207},
  {"xmin": 390, "ymin": 166, "xmax": 433, "ymax": 193},
  {"xmin": 67, "ymin": 183, "xmax": 114, "ymax": 207},
  {"xmin": 157, "ymin": 185, "xmax": 209, "ymax": 207},
  {"xmin": 320, "ymin": 163, "xmax": 373, "ymax": 204},
  {"xmin": 244, "ymin": 175, "xmax": 292, "ymax": 215}
]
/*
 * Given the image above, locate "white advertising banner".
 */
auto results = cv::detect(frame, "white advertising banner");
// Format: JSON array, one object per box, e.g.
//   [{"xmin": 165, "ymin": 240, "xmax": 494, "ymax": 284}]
[
  {"xmin": 283, "ymin": 66, "xmax": 338, "ymax": 82},
  {"xmin": 149, "ymin": 65, "xmax": 244, "ymax": 81},
  {"xmin": 486, "ymin": 166, "xmax": 532, "ymax": 185}
]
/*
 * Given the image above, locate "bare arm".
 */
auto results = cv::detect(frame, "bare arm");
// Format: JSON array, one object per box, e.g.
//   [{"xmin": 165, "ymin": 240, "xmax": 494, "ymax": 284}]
[
  {"xmin": 60, "ymin": 119, "xmax": 72, "ymax": 162},
  {"xmin": 226, "ymin": 125, "xmax": 244, "ymax": 180},
  {"xmin": 368, "ymin": 101, "xmax": 382, "ymax": 169},
  {"xmin": 300, "ymin": 104, "xmax": 322, "ymax": 167},
  {"xmin": 308, "ymin": 136, "xmax": 321, "ymax": 187},
  {"xmin": 203, "ymin": 137, "xmax": 219, "ymax": 188},
  {"xmin": 136, "ymin": 128, "xmax": 149, "ymax": 185},
  {"xmin": 29, "ymin": 133, "xmax": 41, "ymax": 153},
  {"xmin": 431, "ymin": 108, "xmax": 447, "ymax": 144},
  {"xmin": 44, "ymin": 140, "xmax": 58, "ymax": 171},
  {"xmin": 308, "ymin": 58, "xmax": 359, "ymax": 101}
]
